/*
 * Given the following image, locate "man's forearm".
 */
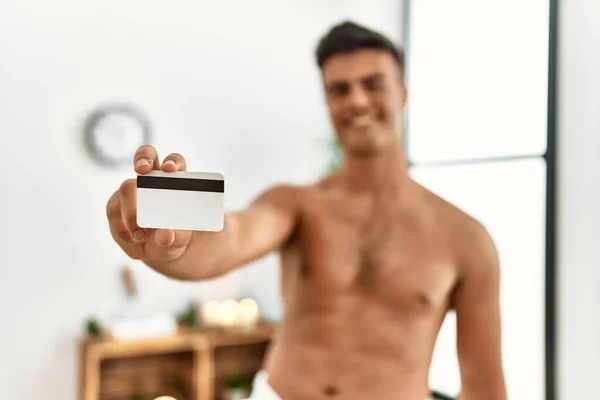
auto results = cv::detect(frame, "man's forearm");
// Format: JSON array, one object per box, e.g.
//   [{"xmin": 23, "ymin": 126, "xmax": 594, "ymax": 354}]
[{"xmin": 141, "ymin": 185, "xmax": 299, "ymax": 281}]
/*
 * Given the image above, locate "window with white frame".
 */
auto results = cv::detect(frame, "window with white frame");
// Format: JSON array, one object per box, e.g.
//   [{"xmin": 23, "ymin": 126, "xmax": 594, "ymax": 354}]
[{"xmin": 404, "ymin": 1, "xmax": 554, "ymax": 399}]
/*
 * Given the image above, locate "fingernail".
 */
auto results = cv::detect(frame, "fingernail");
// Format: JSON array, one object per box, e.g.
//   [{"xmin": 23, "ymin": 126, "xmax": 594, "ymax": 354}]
[
  {"xmin": 163, "ymin": 160, "xmax": 176, "ymax": 167},
  {"xmin": 132, "ymin": 229, "xmax": 145, "ymax": 241},
  {"xmin": 136, "ymin": 159, "xmax": 151, "ymax": 168}
]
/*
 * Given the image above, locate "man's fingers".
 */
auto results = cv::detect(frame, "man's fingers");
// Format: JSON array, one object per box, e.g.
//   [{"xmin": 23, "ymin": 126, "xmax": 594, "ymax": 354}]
[
  {"xmin": 154, "ymin": 229, "xmax": 192, "ymax": 249},
  {"xmin": 154, "ymin": 229, "xmax": 176, "ymax": 248},
  {"xmin": 106, "ymin": 191, "xmax": 132, "ymax": 243},
  {"xmin": 118, "ymin": 179, "xmax": 145, "ymax": 242},
  {"xmin": 161, "ymin": 153, "xmax": 187, "ymax": 173},
  {"xmin": 134, "ymin": 145, "xmax": 160, "ymax": 174}
]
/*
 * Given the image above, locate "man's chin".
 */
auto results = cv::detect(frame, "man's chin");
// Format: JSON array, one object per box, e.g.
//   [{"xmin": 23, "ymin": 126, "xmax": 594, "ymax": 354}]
[{"xmin": 338, "ymin": 128, "xmax": 397, "ymax": 154}]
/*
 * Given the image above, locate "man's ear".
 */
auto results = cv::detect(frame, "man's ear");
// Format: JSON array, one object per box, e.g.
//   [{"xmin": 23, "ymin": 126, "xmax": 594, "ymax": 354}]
[{"xmin": 399, "ymin": 84, "xmax": 408, "ymax": 110}]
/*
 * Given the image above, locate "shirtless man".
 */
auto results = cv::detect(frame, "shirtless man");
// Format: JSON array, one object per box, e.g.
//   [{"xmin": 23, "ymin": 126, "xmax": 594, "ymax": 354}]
[{"xmin": 106, "ymin": 21, "xmax": 506, "ymax": 400}]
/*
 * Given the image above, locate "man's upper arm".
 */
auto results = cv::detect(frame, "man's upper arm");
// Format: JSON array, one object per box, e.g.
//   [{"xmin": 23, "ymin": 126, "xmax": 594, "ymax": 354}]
[
  {"xmin": 223, "ymin": 184, "xmax": 300, "ymax": 268},
  {"xmin": 452, "ymin": 219, "xmax": 507, "ymax": 400}
]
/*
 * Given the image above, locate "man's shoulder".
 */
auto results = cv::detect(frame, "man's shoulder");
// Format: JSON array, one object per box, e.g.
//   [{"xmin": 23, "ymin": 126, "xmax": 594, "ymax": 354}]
[
  {"xmin": 414, "ymin": 182, "xmax": 485, "ymax": 231},
  {"xmin": 253, "ymin": 174, "xmax": 348, "ymax": 217},
  {"xmin": 414, "ymin": 182, "xmax": 497, "ymax": 265}
]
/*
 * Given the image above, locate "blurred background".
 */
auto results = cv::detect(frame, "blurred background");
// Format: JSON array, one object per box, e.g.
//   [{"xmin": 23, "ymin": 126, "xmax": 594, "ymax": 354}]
[{"xmin": 0, "ymin": 0, "xmax": 597, "ymax": 399}]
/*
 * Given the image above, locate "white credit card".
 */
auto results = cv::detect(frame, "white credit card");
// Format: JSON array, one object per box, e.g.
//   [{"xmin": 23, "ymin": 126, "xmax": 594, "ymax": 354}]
[{"xmin": 136, "ymin": 170, "xmax": 224, "ymax": 232}]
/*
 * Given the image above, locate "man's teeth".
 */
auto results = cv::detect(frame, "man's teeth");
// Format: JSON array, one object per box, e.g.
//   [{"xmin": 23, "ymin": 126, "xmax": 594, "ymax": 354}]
[{"xmin": 351, "ymin": 115, "xmax": 372, "ymax": 127}]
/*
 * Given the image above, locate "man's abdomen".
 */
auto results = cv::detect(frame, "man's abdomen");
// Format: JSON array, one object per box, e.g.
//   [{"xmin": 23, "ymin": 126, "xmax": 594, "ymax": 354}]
[{"xmin": 265, "ymin": 304, "xmax": 438, "ymax": 400}]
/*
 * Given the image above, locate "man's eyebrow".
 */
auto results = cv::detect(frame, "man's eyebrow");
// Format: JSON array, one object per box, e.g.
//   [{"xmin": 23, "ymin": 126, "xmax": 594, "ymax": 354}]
[
  {"xmin": 324, "ymin": 80, "xmax": 347, "ymax": 90},
  {"xmin": 361, "ymin": 72, "xmax": 385, "ymax": 81},
  {"xmin": 325, "ymin": 73, "xmax": 385, "ymax": 89}
]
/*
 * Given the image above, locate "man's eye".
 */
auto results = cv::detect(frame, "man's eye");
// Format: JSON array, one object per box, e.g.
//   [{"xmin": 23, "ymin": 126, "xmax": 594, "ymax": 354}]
[
  {"xmin": 364, "ymin": 79, "xmax": 384, "ymax": 91},
  {"xmin": 326, "ymin": 82, "xmax": 349, "ymax": 96},
  {"xmin": 330, "ymin": 85, "xmax": 348, "ymax": 96}
]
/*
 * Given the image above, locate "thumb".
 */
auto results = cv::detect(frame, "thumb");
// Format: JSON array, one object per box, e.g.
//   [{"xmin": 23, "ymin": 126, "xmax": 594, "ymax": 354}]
[{"xmin": 154, "ymin": 229, "xmax": 176, "ymax": 248}]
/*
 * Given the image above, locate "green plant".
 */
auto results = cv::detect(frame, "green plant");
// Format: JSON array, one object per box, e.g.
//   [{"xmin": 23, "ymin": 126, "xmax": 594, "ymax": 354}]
[
  {"xmin": 225, "ymin": 374, "xmax": 249, "ymax": 390},
  {"xmin": 176, "ymin": 302, "xmax": 199, "ymax": 328},
  {"xmin": 85, "ymin": 316, "xmax": 102, "ymax": 339},
  {"xmin": 326, "ymin": 136, "xmax": 342, "ymax": 173}
]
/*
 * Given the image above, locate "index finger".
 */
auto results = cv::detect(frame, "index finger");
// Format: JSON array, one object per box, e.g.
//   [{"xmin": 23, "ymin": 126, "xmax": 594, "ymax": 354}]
[{"xmin": 133, "ymin": 145, "xmax": 160, "ymax": 174}]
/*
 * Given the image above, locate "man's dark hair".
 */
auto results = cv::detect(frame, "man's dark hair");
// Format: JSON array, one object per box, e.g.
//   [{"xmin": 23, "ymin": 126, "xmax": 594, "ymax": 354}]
[{"xmin": 315, "ymin": 20, "xmax": 405, "ymax": 74}]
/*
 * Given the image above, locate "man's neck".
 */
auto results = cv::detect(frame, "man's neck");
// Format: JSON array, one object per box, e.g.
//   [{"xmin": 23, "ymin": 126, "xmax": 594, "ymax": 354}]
[{"xmin": 340, "ymin": 140, "xmax": 410, "ymax": 195}]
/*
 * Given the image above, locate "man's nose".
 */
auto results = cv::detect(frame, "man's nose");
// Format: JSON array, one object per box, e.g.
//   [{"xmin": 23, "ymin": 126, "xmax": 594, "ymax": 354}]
[{"xmin": 347, "ymin": 86, "xmax": 370, "ymax": 110}]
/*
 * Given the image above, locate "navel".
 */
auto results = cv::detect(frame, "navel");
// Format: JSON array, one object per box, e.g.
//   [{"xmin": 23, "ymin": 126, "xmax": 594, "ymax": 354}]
[{"xmin": 323, "ymin": 385, "xmax": 339, "ymax": 397}]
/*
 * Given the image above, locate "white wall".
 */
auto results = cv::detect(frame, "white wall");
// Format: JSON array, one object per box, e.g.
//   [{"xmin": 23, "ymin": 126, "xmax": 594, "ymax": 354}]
[
  {"xmin": 557, "ymin": 0, "xmax": 600, "ymax": 399},
  {"xmin": 0, "ymin": 0, "xmax": 403, "ymax": 399}
]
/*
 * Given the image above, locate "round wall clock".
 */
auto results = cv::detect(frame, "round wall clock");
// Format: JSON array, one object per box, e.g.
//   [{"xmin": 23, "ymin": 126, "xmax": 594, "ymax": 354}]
[{"xmin": 84, "ymin": 103, "xmax": 152, "ymax": 167}]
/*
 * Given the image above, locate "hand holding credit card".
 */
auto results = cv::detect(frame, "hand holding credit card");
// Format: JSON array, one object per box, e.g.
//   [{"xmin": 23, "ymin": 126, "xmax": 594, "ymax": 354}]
[
  {"xmin": 105, "ymin": 145, "xmax": 224, "ymax": 262},
  {"xmin": 137, "ymin": 170, "xmax": 224, "ymax": 232}
]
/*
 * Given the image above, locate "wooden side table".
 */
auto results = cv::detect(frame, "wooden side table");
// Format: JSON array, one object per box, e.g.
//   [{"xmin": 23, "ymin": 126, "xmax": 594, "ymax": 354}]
[{"xmin": 78, "ymin": 323, "xmax": 276, "ymax": 400}]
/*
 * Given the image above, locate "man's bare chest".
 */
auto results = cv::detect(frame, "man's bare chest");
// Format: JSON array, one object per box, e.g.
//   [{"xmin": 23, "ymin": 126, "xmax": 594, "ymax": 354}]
[{"xmin": 285, "ymin": 197, "xmax": 459, "ymax": 313}]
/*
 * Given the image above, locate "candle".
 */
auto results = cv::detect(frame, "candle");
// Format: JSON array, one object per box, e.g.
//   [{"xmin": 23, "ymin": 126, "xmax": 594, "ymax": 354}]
[
  {"xmin": 237, "ymin": 298, "xmax": 260, "ymax": 327},
  {"xmin": 201, "ymin": 298, "xmax": 261, "ymax": 329},
  {"xmin": 218, "ymin": 299, "xmax": 240, "ymax": 328},
  {"xmin": 202, "ymin": 300, "xmax": 221, "ymax": 327}
]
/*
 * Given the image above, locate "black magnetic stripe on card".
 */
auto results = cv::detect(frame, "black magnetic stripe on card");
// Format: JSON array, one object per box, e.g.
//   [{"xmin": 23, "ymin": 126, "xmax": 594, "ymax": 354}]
[{"xmin": 137, "ymin": 175, "xmax": 224, "ymax": 193}]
